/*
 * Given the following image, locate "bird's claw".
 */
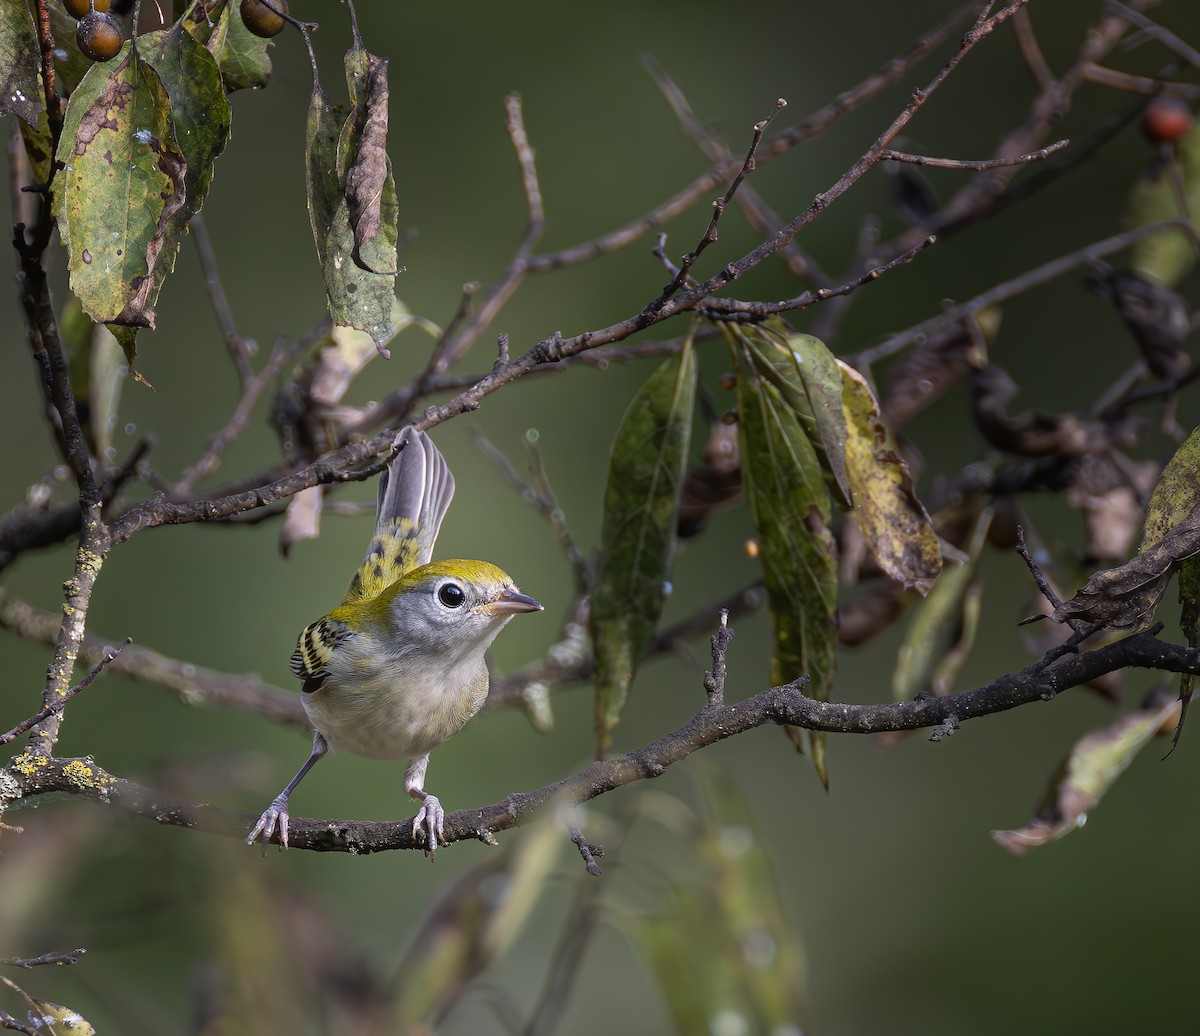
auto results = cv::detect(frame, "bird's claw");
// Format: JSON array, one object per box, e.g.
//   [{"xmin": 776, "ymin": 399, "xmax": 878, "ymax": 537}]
[
  {"xmin": 412, "ymin": 794, "xmax": 445, "ymax": 859},
  {"xmin": 247, "ymin": 794, "xmax": 290, "ymax": 853}
]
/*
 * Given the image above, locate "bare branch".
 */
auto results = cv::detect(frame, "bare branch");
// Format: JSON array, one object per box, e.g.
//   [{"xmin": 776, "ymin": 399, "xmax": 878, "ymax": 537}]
[
  {"xmin": 1, "ymin": 638, "xmax": 127, "ymax": 746},
  {"xmin": 191, "ymin": 214, "xmax": 255, "ymax": 385},
  {"xmin": 879, "ymin": 140, "xmax": 1068, "ymax": 170},
  {"xmin": 852, "ymin": 221, "xmax": 1191, "ymax": 367},
  {"xmin": 0, "ymin": 949, "xmax": 86, "ymax": 970},
  {"xmin": 10, "ymin": 622, "xmax": 1200, "ymax": 854}
]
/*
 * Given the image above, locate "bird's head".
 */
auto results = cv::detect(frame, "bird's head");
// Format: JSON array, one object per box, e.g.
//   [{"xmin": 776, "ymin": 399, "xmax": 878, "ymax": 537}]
[{"xmin": 373, "ymin": 558, "xmax": 542, "ymax": 664}]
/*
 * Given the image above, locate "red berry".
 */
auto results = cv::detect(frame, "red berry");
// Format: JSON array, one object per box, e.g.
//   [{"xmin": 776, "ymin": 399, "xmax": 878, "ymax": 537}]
[{"xmin": 1142, "ymin": 97, "xmax": 1193, "ymax": 144}]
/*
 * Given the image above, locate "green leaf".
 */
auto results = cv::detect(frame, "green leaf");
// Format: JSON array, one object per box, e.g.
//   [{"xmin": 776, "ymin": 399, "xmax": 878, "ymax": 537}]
[
  {"xmin": 54, "ymin": 46, "xmax": 186, "ymax": 333},
  {"xmin": 840, "ymin": 361, "xmax": 941, "ymax": 595},
  {"xmin": 992, "ymin": 688, "xmax": 1179, "ymax": 856},
  {"xmin": 188, "ymin": 0, "xmax": 274, "ymax": 93},
  {"xmin": 0, "ymin": 0, "xmax": 41, "ymax": 126},
  {"xmin": 18, "ymin": 102, "xmax": 54, "ymax": 188},
  {"xmin": 47, "ymin": 2, "xmax": 93, "ymax": 95},
  {"xmin": 775, "ymin": 328, "xmax": 850, "ymax": 502},
  {"xmin": 626, "ymin": 777, "xmax": 808, "ymax": 1033},
  {"xmin": 306, "ymin": 57, "xmax": 400, "ymax": 347},
  {"xmin": 590, "ymin": 332, "xmax": 698, "ymax": 757},
  {"xmin": 735, "ymin": 349, "xmax": 837, "ymax": 786},
  {"xmin": 1127, "ymin": 121, "xmax": 1200, "ymax": 287},
  {"xmin": 107, "ymin": 24, "xmax": 232, "ymax": 366},
  {"xmin": 1141, "ymin": 424, "xmax": 1200, "ymax": 748},
  {"xmin": 892, "ymin": 511, "xmax": 989, "ymax": 702}
]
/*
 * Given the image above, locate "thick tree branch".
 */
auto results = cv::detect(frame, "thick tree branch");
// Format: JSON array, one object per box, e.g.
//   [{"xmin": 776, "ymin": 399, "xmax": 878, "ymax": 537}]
[{"xmin": 7, "ymin": 627, "xmax": 1199, "ymax": 854}]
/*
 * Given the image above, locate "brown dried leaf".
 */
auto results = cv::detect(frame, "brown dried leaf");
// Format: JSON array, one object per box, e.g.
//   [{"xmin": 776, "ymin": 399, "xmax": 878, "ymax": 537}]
[
  {"xmin": 1066, "ymin": 454, "xmax": 1160, "ymax": 564},
  {"xmin": 969, "ymin": 364, "xmax": 1111, "ymax": 458},
  {"xmin": 344, "ymin": 51, "xmax": 394, "ymax": 274},
  {"xmin": 1089, "ymin": 267, "xmax": 1192, "ymax": 382},
  {"xmin": 883, "ymin": 308, "xmax": 999, "ymax": 427},
  {"xmin": 1050, "ymin": 506, "xmax": 1200, "ymax": 630}
]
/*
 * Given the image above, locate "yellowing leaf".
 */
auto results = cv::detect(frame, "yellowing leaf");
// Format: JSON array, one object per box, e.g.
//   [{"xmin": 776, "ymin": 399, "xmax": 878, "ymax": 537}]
[
  {"xmin": 992, "ymin": 689, "xmax": 1179, "ymax": 856},
  {"xmin": 840, "ymin": 362, "xmax": 941, "ymax": 595},
  {"xmin": 1127, "ymin": 121, "xmax": 1200, "ymax": 287},
  {"xmin": 54, "ymin": 47, "xmax": 185, "ymax": 330},
  {"xmin": 1141, "ymin": 425, "xmax": 1200, "ymax": 748},
  {"xmin": 590, "ymin": 333, "xmax": 698, "ymax": 757}
]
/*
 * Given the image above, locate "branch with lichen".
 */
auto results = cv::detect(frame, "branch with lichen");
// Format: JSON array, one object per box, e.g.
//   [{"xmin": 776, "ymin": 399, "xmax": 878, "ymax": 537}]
[{"xmin": 5, "ymin": 615, "xmax": 1199, "ymax": 857}]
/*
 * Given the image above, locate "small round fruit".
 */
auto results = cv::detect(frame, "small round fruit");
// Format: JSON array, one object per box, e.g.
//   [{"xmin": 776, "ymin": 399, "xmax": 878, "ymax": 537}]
[
  {"xmin": 76, "ymin": 10, "xmax": 124, "ymax": 62},
  {"xmin": 1142, "ymin": 97, "xmax": 1193, "ymax": 144},
  {"xmin": 240, "ymin": 0, "xmax": 288, "ymax": 38},
  {"xmin": 64, "ymin": 0, "xmax": 110, "ymax": 16}
]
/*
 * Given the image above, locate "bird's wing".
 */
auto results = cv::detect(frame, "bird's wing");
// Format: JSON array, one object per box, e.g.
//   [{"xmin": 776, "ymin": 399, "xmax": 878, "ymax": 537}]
[
  {"xmin": 290, "ymin": 616, "xmax": 351, "ymax": 693},
  {"xmin": 341, "ymin": 426, "xmax": 456, "ymax": 605}
]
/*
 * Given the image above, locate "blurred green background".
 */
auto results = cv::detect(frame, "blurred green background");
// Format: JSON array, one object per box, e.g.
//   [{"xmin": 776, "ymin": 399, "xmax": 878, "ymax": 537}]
[{"xmin": 3, "ymin": 0, "xmax": 1200, "ymax": 1032}]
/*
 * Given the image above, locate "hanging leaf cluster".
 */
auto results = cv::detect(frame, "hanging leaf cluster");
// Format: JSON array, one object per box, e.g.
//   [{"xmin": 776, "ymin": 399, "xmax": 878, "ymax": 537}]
[
  {"xmin": 2, "ymin": 0, "xmax": 401, "ymax": 373},
  {"xmin": 587, "ymin": 315, "xmax": 943, "ymax": 780}
]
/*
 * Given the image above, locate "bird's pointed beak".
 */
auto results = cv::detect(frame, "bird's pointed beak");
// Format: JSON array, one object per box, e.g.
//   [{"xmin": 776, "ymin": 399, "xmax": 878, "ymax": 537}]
[{"xmin": 478, "ymin": 588, "xmax": 543, "ymax": 617}]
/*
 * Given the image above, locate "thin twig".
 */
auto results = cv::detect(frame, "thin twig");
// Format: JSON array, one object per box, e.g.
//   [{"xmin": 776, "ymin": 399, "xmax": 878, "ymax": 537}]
[
  {"xmin": 1, "ymin": 639, "xmax": 128, "ymax": 746},
  {"xmin": 172, "ymin": 336, "xmax": 301, "ymax": 498},
  {"xmin": 1081, "ymin": 64, "xmax": 1200, "ymax": 99},
  {"xmin": 1104, "ymin": 0, "xmax": 1200, "ymax": 69},
  {"xmin": 192, "ymin": 214, "xmax": 255, "ymax": 385},
  {"xmin": 0, "ymin": 949, "xmax": 86, "ymax": 970},
  {"xmin": 647, "ymin": 98, "xmax": 788, "ymax": 313},
  {"xmin": 1012, "ymin": 6, "xmax": 1056, "ymax": 91},
  {"xmin": 879, "ymin": 140, "xmax": 1068, "ymax": 170},
  {"xmin": 525, "ymin": 2, "xmax": 979, "ymax": 275},
  {"xmin": 700, "ymin": 234, "xmax": 937, "ymax": 320},
  {"xmin": 643, "ymin": 55, "xmax": 830, "ymax": 286},
  {"xmin": 0, "ymin": 590, "xmax": 308, "ymax": 729},
  {"xmin": 852, "ymin": 221, "xmax": 1190, "ymax": 367},
  {"xmin": 473, "ymin": 429, "xmax": 590, "ymax": 594}
]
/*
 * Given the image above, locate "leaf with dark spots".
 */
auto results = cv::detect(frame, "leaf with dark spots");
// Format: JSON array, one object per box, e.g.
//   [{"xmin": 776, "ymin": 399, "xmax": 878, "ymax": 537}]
[
  {"xmin": 343, "ymin": 50, "xmax": 394, "ymax": 273},
  {"xmin": 0, "ymin": 0, "xmax": 41, "ymax": 126},
  {"xmin": 185, "ymin": 0, "xmax": 274, "ymax": 93},
  {"xmin": 590, "ymin": 330, "xmax": 697, "ymax": 758},
  {"xmin": 306, "ymin": 51, "xmax": 400, "ymax": 347},
  {"xmin": 54, "ymin": 47, "xmax": 186, "ymax": 334}
]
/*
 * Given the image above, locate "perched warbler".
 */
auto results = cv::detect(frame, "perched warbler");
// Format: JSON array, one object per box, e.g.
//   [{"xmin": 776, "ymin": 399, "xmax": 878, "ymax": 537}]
[{"xmin": 248, "ymin": 426, "xmax": 542, "ymax": 855}]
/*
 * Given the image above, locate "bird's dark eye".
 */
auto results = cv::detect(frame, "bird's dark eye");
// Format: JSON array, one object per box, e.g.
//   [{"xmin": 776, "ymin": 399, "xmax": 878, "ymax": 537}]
[{"xmin": 438, "ymin": 583, "xmax": 466, "ymax": 608}]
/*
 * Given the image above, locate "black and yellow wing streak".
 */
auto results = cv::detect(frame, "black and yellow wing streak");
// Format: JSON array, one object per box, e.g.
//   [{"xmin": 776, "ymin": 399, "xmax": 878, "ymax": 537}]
[{"xmin": 290, "ymin": 617, "xmax": 351, "ymax": 694}]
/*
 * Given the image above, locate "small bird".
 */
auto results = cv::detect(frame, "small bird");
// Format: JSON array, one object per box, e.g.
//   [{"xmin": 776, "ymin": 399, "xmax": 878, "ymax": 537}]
[{"xmin": 248, "ymin": 426, "xmax": 542, "ymax": 855}]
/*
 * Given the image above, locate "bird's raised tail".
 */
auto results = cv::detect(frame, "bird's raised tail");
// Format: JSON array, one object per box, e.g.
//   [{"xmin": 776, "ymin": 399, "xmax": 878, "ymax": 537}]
[{"xmin": 342, "ymin": 426, "xmax": 456, "ymax": 605}]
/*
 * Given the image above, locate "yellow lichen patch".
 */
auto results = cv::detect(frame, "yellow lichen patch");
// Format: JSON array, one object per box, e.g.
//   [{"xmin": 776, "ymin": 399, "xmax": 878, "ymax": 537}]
[
  {"xmin": 61, "ymin": 758, "xmax": 113, "ymax": 792},
  {"xmin": 11, "ymin": 752, "xmax": 50, "ymax": 776}
]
